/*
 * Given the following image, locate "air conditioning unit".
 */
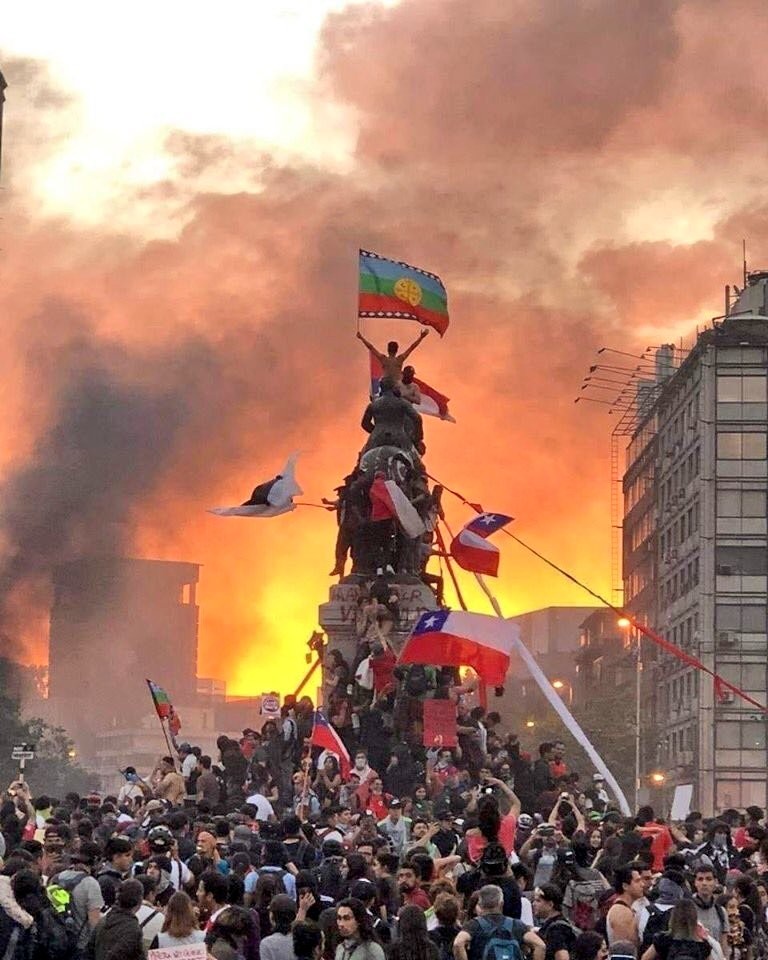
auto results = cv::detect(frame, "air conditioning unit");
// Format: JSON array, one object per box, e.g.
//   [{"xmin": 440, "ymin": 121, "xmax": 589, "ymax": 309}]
[
  {"xmin": 720, "ymin": 690, "xmax": 735, "ymax": 704},
  {"xmin": 716, "ymin": 630, "xmax": 737, "ymax": 648}
]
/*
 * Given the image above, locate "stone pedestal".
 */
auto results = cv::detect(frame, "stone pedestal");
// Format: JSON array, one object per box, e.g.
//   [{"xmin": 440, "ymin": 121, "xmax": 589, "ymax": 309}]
[{"xmin": 318, "ymin": 579, "xmax": 439, "ymax": 666}]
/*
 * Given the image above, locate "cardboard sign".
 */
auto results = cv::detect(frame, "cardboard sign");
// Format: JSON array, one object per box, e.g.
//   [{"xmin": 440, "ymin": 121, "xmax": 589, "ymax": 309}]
[
  {"xmin": 670, "ymin": 783, "xmax": 694, "ymax": 822},
  {"xmin": 149, "ymin": 944, "xmax": 206, "ymax": 960},
  {"xmin": 423, "ymin": 699, "xmax": 457, "ymax": 748},
  {"xmin": 260, "ymin": 693, "xmax": 280, "ymax": 717}
]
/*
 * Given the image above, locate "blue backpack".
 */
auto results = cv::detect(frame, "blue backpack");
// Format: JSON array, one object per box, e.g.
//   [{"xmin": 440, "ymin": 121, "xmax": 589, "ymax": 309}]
[{"xmin": 477, "ymin": 916, "xmax": 525, "ymax": 960}]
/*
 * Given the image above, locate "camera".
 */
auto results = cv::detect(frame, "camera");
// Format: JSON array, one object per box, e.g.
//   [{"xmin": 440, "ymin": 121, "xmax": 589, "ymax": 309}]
[{"xmin": 539, "ymin": 824, "xmax": 555, "ymax": 837}]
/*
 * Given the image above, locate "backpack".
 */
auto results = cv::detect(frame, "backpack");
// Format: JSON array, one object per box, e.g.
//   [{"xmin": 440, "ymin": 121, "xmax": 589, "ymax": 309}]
[
  {"xmin": 477, "ymin": 915, "xmax": 525, "ymax": 960},
  {"xmin": 568, "ymin": 879, "xmax": 604, "ymax": 931},
  {"xmin": 44, "ymin": 873, "xmax": 87, "ymax": 959},
  {"xmin": 594, "ymin": 892, "xmax": 622, "ymax": 939},
  {"xmin": 641, "ymin": 904, "xmax": 671, "ymax": 953}
]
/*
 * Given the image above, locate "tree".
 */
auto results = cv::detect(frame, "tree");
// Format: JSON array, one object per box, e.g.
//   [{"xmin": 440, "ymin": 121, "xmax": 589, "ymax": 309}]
[{"xmin": 0, "ymin": 695, "xmax": 98, "ymax": 797}]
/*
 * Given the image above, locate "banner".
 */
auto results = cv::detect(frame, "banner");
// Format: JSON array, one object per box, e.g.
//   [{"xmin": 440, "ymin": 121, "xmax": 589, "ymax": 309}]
[
  {"xmin": 423, "ymin": 699, "xmax": 457, "ymax": 748},
  {"xmin": 149, "ymin": 945, "xmax": 206, "ymax": 960}
]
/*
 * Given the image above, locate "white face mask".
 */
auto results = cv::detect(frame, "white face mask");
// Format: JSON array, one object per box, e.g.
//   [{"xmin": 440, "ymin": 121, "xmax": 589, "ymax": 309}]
[{"xmin": 355, "ymin": 758, "xmax": 367, "ymax": 770}]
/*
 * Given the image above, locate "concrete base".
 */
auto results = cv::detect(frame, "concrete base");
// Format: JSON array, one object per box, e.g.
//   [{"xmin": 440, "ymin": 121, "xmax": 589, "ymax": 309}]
[{"xmin": 318, "ymin": 579, "xmax": 439, "ymax": 665}]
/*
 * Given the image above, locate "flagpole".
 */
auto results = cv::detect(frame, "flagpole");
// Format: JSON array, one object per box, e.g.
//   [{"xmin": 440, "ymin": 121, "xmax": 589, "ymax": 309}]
[
  {"xmin": 435, "ymin": 522, "xmax": 468, "ymax": 611},
  {"xmin": 146, "ymin": 680, "xmax": 179, "ymax": 770}
]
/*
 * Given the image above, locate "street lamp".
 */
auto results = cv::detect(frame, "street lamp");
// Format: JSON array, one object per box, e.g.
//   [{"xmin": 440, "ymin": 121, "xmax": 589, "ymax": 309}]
[
  {"xmin": 619, "ymin": 617, "xmax": 642, "ymax": 809},
  {"xmin": 525, "ymin": 719, "xmax": 535, "ymax": 729},
  {"xmin": 649, "ymin": 771, "xmax": 666, "ymax": 787},
  {"xmin": 551, "ymin": 679, "xmax": 573, "ymax": 705}
]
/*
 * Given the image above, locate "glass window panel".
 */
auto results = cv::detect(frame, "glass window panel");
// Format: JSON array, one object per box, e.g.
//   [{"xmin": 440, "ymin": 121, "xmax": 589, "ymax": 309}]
[
  {"xmin": 742, "ymin": 724, "xmax": 766, "ymax": 751},
  {"xmin": 743, "ymin": 492, "xmax": 767, "ymax": 516},
  {"xmin": 717, "ymin": 491, "xmax": 741, "ymax": 517},
  {"xmin": 715, "ymin": 720, "xmax": 741, "ymax": 750},
  {"xmin": 718, "ymin": 433, "xmax": 743, "ymax": 459},
  {"xmin": 744, "ymin": 377, "xmax": 768, "ymax": 402},
  {"xmin": 716, "ymin": 781, "xmax": 743, "ymax": 811},
  {"xmin": 744, "ymin": 433, "xmax": 768, "ymax": 459},
  {"xmin": 718, "ymin": 377, "xmax": 743, "ymax": 402},
  {"xmin": 717, "ymin": 546, "xmax": 768, "ymax": 576},
  {"xmin": 743, "ymin": 607, "xmax": 768, "ymax": 632}
]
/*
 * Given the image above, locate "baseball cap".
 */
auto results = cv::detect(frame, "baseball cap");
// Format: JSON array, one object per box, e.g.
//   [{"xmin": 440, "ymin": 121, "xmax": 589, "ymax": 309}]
[
  {"xmin": 389, "ymin": 799, "xmax": 402, "ymax": 810},
  {"xmin": 592, "ymin": 773, "xmax": 605, "ymax": 782}
]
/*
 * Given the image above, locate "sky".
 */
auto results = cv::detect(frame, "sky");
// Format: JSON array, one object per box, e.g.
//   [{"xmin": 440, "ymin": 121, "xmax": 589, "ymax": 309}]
[{"xmin": 1, "ymin": 0, "xmax": 767, "ymax": 696}]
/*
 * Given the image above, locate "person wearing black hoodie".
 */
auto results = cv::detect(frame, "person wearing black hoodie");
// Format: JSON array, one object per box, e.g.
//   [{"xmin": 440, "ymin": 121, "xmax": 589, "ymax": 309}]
[
  {"xmin": 383, "ymin": 744, "xmax": 418, "ymax": 798},
  {"xmin": 85, "ymin": 879, "xmax": 145, "ymax": 960}
]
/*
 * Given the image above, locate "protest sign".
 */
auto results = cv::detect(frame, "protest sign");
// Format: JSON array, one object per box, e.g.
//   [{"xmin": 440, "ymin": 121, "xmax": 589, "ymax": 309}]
[{"xmin": 422, "ymin": 698, "xmax": 457, "ymax": 747}]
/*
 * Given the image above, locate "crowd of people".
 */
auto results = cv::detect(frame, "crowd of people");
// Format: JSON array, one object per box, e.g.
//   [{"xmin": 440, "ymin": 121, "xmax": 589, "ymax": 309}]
[{"xmin": 2, "ymin": 701, "xmax": 768, "ymax": 960}]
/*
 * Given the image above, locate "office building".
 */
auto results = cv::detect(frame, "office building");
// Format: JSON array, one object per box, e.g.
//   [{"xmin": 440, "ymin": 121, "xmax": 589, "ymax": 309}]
[{"xmin": 622, "ymin": 282, "xmax": 767, "ymax": 813}]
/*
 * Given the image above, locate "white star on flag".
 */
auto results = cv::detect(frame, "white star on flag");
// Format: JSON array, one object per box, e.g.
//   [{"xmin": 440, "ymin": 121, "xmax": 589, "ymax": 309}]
[
  {"xmin": 423, "ymin": 616, "xmax": 438, "ymax": 628},
  {"xmin": 480, "ymin": 515, "xmax": 496, "ymax": 525}
]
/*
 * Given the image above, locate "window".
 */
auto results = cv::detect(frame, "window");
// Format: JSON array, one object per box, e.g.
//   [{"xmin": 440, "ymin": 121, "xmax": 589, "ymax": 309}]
[
  {"xmin": 717, "ymin": 489, "xmax": 767, "ymax": 518},
  {"xmin": 717, "ymin": 723, "xmax": 766, "ymax": 750},
  {"xmin": 716, "ymin": 546, "xmax": 768, "ymax": 576},
  {"xmin": 717, "ymin": 432, "xmax": 768, "ymax": 459},
  {"xmin": 718, "ymin": 375, "xmax": 768, "ymax": 403},
  {"xmin": 715, "ymin": 604, "xmax": 767, "ymax": 632}
]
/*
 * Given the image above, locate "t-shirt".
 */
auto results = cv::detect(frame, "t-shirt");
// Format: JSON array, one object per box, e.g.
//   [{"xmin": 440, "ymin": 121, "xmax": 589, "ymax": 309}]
[
  {"xmin": 538, "ymin": 914, "xmax": 577, "ymax": 960},
  {"xmin": 260, "ymin": 931, "xmax": 296, "ymax": 960},
  {"xmin": 136, "ymin": 904, "xmax": 165, "ymax": 948},
  {"xmin": 245, "ymin": 792, "xmax": 275, "ymax": 821},
  {"xmin": 404, "ymin": 887, "xmax": 432, "ymax": 910},
  {"xmin": 463, "ymin": 915, "xmax": 528, "ymax": 960},
  {"xmin": 197, "ymin": 770, "xmax": 221, "ymax": 805},
  {"xmin": 694, "ymin": 900, "xmax": 729, "ymax": 943},
  {"xmin": 653, "ymin": 933, "xmax": 711, "ymax": 960},
  {"xmin": 55, "ymin": 869, "xmax": 105, "ymax": 949}
]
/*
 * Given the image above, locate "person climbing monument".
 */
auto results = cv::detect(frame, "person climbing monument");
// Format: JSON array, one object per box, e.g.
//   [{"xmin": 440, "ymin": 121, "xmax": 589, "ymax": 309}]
[{"xmin": 356, "ymin": 329, "xmax": 429, "ymax": 384}]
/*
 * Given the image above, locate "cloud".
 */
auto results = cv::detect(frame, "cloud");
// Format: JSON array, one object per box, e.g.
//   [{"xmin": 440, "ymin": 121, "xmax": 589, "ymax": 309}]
[{"xmin": 1, "ymin": 0, "xmax": 767, "ymax": 701}]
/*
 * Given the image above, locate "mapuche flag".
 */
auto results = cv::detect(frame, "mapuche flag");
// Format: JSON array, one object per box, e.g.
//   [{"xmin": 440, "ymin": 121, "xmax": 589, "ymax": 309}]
[
  {"xmin": 370, "ymin": 356, "xmax": 455, "ymax": 422},
  {"xmin": 147, "ymin": 679, "xmax": 181, "ymax": 735},
  {"xmin": 311, "ymin": 710, "xmax": 351, "ymax": 778},
  {"xmin": 450, "ymin": 513, "xmax": 513, "ymax": 577},
  {"xmin": 359, "ymin": 249, "xmax": 449, "ymax": 336},
  {"xmin": 400, "ymin": 609, "xmax": 514, "ymax": 687}
]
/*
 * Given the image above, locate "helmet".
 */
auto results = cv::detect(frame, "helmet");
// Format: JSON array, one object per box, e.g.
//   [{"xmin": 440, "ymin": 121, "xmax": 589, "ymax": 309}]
[
  {"xmin": 518, "ymin": 814, "xmax": 534, "ymax": 830},
  {"xmin": 147, "ymin": 825, "xmax": 174, "ymax": 851}
]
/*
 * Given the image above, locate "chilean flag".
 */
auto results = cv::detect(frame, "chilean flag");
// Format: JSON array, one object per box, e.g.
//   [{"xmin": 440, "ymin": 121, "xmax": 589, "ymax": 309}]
[
  {"xmin": 370, "ymin": 357, "xmax": 455, "ymax": 422},
  {"xmin": 399, "ymin": 610, "xmax": 516, "ymax": 686},
  {"xmin": 450, "ymin": 513, "xmax": 513, "ymax": 577},
  {"xmin": 311, "ymin": 710, "xmax": 351, "ymax": 778},
  {"xmin": 370, "ymin": 474, "xmax": 426, "ymax": 538}
]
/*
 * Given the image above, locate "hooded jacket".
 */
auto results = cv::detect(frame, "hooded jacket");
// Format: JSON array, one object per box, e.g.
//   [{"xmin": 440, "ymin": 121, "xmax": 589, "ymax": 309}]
[
  {"xmin": 85, "ymin": 906, "xmax": 144, "ymax": 960},
  {"xmin": 0, "ymin": 876, "xmax": 35, "ymax": 960}
]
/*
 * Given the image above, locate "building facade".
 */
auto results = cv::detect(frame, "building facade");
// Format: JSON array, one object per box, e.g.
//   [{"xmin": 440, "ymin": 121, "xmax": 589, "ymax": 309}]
[
  {"xmin": 48, "ymin": 557, "xmax": 200, "ymax": 761},
  {"xmin": 623, "ymin": 286, "xmax": 768, "ymax": 813}
]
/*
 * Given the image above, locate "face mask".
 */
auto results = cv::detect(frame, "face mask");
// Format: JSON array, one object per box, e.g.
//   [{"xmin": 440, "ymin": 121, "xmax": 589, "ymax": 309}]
[{"xmin": 355, "ymin": 758, "xmax": 366, "ymax": 770}]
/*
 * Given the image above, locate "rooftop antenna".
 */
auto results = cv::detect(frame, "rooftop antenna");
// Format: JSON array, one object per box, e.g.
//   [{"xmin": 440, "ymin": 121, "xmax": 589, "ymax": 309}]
[{"xmin": 743, "ymin": 238, "xmax": 748, "ymax": 287}]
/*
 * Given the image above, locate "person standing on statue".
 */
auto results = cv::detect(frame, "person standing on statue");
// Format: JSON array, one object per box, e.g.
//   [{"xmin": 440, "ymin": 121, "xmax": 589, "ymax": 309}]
[
  {"xmin": 357, "ymin": 329, "xmax": 429, "ymax": 384},
  {"xmin": 399, "ymin": 365, "xmax": 422, "ymax": 405},
  {"xmin": 361, "ymin": 379, "xmax": 424, "ymax": 454}
]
